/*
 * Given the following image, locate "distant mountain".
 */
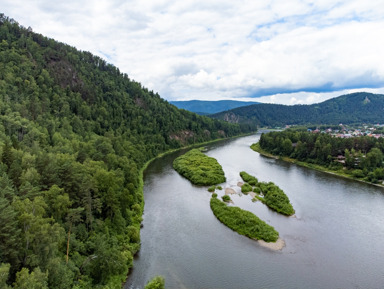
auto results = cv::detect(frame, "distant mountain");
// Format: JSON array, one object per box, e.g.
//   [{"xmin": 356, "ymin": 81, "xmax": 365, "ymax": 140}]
[
  {"xmin": 170, "ymin": 100, "xmax": 259, "ymax": 114},
  {"xmin": 211, "ymin": 92, "xmax": 384, "ymax": 127}
]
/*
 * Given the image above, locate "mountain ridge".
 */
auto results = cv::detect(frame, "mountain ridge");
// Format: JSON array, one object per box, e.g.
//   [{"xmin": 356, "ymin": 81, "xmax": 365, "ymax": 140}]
[
  {"xmin": 211, "ymin": 92, "xmax": 384, "ymax": 127},
  {"xmin": 170, "ymin": 100, "xmax": 259, "ymax": 115}
]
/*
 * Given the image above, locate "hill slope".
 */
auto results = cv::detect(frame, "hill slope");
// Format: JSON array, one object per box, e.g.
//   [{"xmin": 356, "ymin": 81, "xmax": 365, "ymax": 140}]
[
  {"xmin": 0, "ymin": 15, "xmax": 254, "ymax": 288},
  {"xmin": 170, "ymin": 100, "xmax": 259, "ymax": 114},
  {"xmin": 212, "ymin": 92, "xmax": 384, "ymax": 127}
]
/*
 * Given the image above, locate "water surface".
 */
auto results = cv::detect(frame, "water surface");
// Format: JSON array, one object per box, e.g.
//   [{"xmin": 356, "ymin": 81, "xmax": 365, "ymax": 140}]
[{"xmin": 125, "ymin": 134, "xmax": 384, "ymax": 289}]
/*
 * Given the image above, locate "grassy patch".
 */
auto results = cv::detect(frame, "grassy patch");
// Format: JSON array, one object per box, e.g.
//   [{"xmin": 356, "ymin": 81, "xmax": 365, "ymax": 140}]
[
  {"xmin": 210, "ymin": 196, "xmax": 279, "ymax": 242},
  {"xmin": 173, "ymin": 149, "xmax": 226, "ymax": 185}
]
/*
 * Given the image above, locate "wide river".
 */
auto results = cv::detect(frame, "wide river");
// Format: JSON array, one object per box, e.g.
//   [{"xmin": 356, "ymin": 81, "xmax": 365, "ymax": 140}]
[{"xmin": 125, "ymin": 133, "xmax": 384, "ymax": 289}]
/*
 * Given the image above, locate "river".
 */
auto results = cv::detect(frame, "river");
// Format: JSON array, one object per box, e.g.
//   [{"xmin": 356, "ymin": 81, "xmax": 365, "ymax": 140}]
[{"xmin": 125, "ymin": 133, "xmax": 384, "ymax": 289}]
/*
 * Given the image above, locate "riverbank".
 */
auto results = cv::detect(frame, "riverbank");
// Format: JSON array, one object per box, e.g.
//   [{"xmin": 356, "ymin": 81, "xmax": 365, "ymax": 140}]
[{"xmin": 251, "ymin": 142, "xmax": 384, "ymax": 189}]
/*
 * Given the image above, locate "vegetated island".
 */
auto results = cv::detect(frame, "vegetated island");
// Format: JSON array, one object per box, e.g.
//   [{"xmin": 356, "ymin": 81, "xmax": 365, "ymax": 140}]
[
  {"xmin": 210, "ymin": 194, "xmax": 279, "ymax": 243},
  {"xmin": 240, "ymin": 171, "xmax": 295, "ymax": 216},
  {"xmin": 173, "ymin": 149, "xmax": 226, "ymax": 185},
  {"xmin": 252, "ymin": 130, "xmax": 384, "ymax": 187}
]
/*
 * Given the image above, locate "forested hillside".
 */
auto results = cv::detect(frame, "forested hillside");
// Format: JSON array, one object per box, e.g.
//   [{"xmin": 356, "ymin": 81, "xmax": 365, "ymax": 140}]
[
  {"xmin": 212, "ymin": 92, "xmax": 384, "ymax": 127},
  {"xmin": 0, "ymin": 15, "xmax": 254, "ymax": 289}
]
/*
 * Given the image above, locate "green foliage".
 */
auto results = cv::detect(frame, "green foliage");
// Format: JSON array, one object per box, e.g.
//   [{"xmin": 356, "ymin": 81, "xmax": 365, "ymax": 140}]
[
  {"xmin": 217, "ymin": 186, "xmax": 222, "ymax": 190},
  {"xmin": 208, "ymin": 185, "xmax": 216, "ymax": 192},
  {"xmin": 0, "ymin": 263, "xmax": 11, "ymax": 289},
  {"xmin": 210, "ymin": 196, "xmax": 279, "ymax": 242},
  {"xmin": 144, "ymin": 275, "xmax": 165, "ymax": 289},
  {"xmin": 241, "ymin": 183, "xmax": 253, "ymax": 194},
  {"xmin": 173, "ymin": 149, "xmax": 226, "ymax": 185},
  {"xmin": 13, "ymin": 267, "xmax": 48, "ymax": 289},
  {"xmin": 213, "ymin": 92, "xmax": 384, "ymax": 127},
  {"xmin": 222, "ymin": 195, "xmax": 231, "ymax": 202},
  {"xmin": 257, "ymin": 130, "xmax": 384, "ymax": 184},
  {"xmin": 239, "ymin": 170, "xmax": 294, "ymax": 216},
  {"xmin": 0, "ymin": 15, "xmax": 252, "ymax": 289},
  {"xmin": 240, "ymin": 171, "xmax": 258, "ymax": 185},
  {"xmin": 257, "ymin": 182, "xmax": 295, "ymax": 216}
]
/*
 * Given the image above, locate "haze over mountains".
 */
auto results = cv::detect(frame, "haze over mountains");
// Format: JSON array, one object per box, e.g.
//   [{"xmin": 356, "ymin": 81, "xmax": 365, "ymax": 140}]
[
  {"xmin": 211, "ymin": 92, "xmax": 384, "ymax": 127},
  {"xmin": 170, "ymin": 100, "xmax": 259, "ymax": 115}
]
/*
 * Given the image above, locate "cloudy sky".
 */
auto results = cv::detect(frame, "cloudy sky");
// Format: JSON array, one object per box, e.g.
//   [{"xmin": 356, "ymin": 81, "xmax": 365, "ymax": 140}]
[{"xmin": 2, "ymin": 0, "xmax": 384, "ymax": 104}]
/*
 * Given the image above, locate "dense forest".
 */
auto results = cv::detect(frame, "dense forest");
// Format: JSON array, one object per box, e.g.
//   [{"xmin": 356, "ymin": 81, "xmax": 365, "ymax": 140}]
[
  {"xmin": 212, "ymin": 92, "xmax": 384, "ymax": 127},
  {"xmin": 257, "ymin": 130, "xmax": 384, "ymax": 183},
  {"xmin": 0, "ymin": 15, "xmax": 254, "ymax": 289}
]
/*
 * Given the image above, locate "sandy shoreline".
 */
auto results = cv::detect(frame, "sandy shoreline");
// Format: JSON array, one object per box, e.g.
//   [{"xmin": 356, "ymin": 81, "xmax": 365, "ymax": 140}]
[
  {"xmin": 225, "ymin": 188, "xmax": 237, "ymax": 195},
  {"xmin": 258, "ymin": 238, "xmax": 285, "ymax": 250}
]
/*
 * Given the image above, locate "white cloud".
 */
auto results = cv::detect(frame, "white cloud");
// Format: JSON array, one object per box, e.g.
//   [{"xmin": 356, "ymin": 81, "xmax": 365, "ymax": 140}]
[{"xmin": 1, "ymin": 0, "xmax": 384, "ymax": 104}]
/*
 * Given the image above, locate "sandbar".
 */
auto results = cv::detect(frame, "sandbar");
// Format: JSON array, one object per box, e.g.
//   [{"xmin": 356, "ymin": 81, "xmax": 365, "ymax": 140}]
[
  {"xmin": 258, "ymin": 238, "xmax": 285, "ymax": 251},
  {"xmin": 225, "ymin": 188, "xmax": 237, "ymax": 195}
]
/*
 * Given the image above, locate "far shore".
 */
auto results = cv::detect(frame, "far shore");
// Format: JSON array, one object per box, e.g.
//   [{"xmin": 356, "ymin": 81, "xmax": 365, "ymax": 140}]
[{"xmin": 251, "ymin": 142, "xmax": 384, "ymax": 189}]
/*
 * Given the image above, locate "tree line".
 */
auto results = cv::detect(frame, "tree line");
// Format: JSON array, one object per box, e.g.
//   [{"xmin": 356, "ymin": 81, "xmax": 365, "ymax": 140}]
[{"xmin": 258, "ymin": 130, "xmax": 384, "ymax": 183}]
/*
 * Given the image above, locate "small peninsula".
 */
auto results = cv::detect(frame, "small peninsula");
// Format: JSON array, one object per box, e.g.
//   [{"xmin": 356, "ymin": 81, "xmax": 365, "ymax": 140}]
[{"xmin": 173, "ymin": 149, "xmax": 226, "ymax": 185}]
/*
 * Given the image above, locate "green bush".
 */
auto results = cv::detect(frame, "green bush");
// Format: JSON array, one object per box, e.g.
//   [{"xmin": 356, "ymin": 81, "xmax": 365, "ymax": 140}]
[
  {"xmin": 144, "ymin": 276, "xmax": 165, "ymax": 289},
  {"xmin": 222, "ymin": 195, "xmax": 231, "ymax": 202},
  {"xmin": 241, "ymin": 183, "xmax": 252, "ymax": 194},
  {"xmin": 256, "ymin": 182, "xmax": 295, "ymax": 216},
  {"xmin": 173, "ymin": 149, "xmax": 226, "ymax": 185},
  {"xmin": 208, "ymin": 185, "xmax": 216, "ymax": 192},
  {"xmin": 240, "ymin": 171, "xmax": 258, "ymax": 185},
  {"xmin": 217, "ymin": 186, "xmax": 223, "ymax": 190},
  {"xmin": 351, "ymin": 169, "xmax": 365, "ymax": 178},
  {"xmin": 210, "ymin": 197, "xmax": 279, "ymax": 242}
]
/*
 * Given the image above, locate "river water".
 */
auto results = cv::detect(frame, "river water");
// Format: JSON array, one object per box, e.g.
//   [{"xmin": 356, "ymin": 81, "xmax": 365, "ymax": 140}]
[{"xmin": 125, "ymin": 133, "xmax": 384, "ymax": 289}]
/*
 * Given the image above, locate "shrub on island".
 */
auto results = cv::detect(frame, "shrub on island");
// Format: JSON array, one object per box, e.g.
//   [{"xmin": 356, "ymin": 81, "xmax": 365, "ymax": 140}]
[
  {"xmin": 222, "ymin": 195, "xmax": 231, "ymax": 202},
  {"xmin": 240, "ymin": 171, "xmax": 258, "ymax": 185},
  {"xmin": 144, "ymin": 276, "xmax": 165, "ymax": 289},
  {"xmin": 241, "ymin": 183, "xmax": 253, "ymax": 194},
  {"xmin": 173, "ymin": 149, "xmax": 226, "ymax": 185},
  {"xmin": 255, "ymin": 182, "xmax": 295, "ymax": 216},
  {"xmin": 210, "ymin": 195, "xmax": 279, "ymax": 242},
  {"xmin": 208, "ymin": 185, "xmax": 216, "ymax": 192},
  {"xmin": 240, "ymin": 171, "xmax": 295, "ymax": 216}
]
